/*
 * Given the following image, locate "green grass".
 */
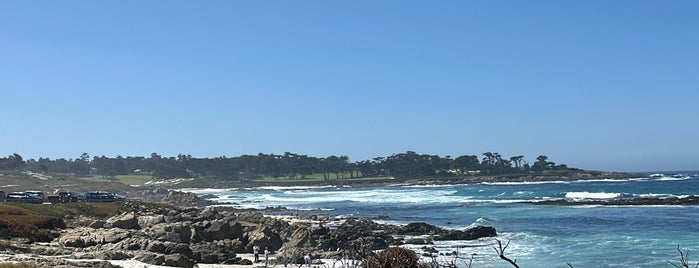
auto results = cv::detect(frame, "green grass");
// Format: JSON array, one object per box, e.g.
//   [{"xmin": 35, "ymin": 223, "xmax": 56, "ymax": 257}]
[
  {"xmin": 114, "ymin": 175, "xmax": 154, "ymax": 185},
  {"xmin": 0, "ymin": 202, "xmax": 128, "ymax": 241},
  {"xmin": 80, "ymin": 174, "xmax": 153, "ymax": 186}
]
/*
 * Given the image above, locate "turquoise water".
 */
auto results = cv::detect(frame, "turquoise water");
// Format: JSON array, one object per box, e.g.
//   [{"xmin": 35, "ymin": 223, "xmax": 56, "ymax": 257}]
[{"xmin": 192, "ymin": 172, "xmax": 699, "ymax": 267}]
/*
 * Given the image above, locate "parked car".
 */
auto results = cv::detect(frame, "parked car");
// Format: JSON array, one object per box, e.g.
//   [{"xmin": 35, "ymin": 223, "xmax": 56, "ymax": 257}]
[
  {"xmin": 85, "ymin": 191, "xmax": 124, "ymax": 202},
  {"xmin": 24, "ymin": 191, "xmax": 46, "ymax": 201},
  {"xmin": 6, "ymin": 192, "xmax": 44, "ymax": 204},
  {"xmin": 48, "ymin": 191, "xmax": 84, "ymax": 203}
]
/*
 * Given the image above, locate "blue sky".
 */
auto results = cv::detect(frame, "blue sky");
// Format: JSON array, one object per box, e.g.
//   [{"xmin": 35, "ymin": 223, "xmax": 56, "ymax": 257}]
[{"xmin": 1, "ymin": 1, "xmax": 697, "ymax": 172}]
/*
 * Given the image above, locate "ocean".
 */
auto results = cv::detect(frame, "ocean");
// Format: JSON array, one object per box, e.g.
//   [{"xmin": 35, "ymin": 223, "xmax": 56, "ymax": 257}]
[{"xmin": 189, "ymin": 172, "xmax": 699, "ymax": 267}]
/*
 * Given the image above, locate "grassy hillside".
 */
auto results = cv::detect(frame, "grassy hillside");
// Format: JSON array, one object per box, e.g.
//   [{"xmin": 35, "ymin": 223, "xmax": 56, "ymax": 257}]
[
  {"xmin": 0, "ymin": 170, "xmax": 135, "ymax": 194},
  {"xmin": 0, "ymin": 202, "xmax": 125, "ymax": 242}
]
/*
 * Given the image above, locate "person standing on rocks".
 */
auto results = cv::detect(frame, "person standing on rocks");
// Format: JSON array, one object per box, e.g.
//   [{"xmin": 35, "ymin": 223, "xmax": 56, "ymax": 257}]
[
  {"xmin": 304, "ymin": 253, "xmax": 311, "ymax": 267},
  {"xmin": 264, "ymin": 246, "xmax": 270, "ymax": 267},
  {"xmin": 253, "ymin": 245, "xmax": 260, "ymax": 263}
]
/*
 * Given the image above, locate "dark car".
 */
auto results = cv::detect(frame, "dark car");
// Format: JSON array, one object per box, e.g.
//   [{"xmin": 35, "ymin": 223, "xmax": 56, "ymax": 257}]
[
  {"xmin": 6, "ymin": 192, "xmax": 44, "ymax": 204},
  {"xmin": 48, "ymin": 191, "xmax": 84, "ymax": 203},
  {"xmin": 85, "ymin": 191, "xmax": 124, "ymax": 202},
  {"xmin": 24, "ymin": 191, "xmax": 46, "ymax": 200}
]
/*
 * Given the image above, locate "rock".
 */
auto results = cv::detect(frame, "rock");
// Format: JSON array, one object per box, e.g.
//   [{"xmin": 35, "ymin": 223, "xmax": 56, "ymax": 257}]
[
  {"xmin": 163, "ymin": 253, "xmax": 196, "ymax": 268},
  {"xmin": 234, "ymin": 258, "xmax": 253, "ymax": 265},
  {"xmin": 105, "ymin": 212, "xmax": 139, "ymax": 230},
  {"xmin": 434, "ymin": 226, "xmax": 497, "ymax": 241},
  {"xmin": 283, "ymin": 228, "xmax": 316, "ymax": 249},
  {"xmin": 200, "ymin": 220, "xmax": 236, "ymax": 241},
  {"xmin": 398, "ymin": 222, "xmax": 443, "ymax": 235},
  {"xmin": 404, "ymin": 238, "xmax": 433, "ymax": 245},
  {"xmin": 88, "ymin": 220, "xmax": 105, "ymax": 229},
  {"xmin": 135, "ymin": 252, "xmax": 165, "ymax": 265},
  {"xmin": 93, "ymin": 250, "xmax": 132, "ymax": 260},
  {"xmin": 147, "ymin": 241, "xmax": 167, "ymax": 253},
  {"xmin": 138, "ymin": 214, "xmax": 165, "ymax": 226},
  {"xmin": 245, "ymin": 225, "xmax": 283, "ymax": 251},
  {"xmin": 59, "ymin": 227, "xmax": 132, "ymax": 247},
  {"xmin": 0, "ymin": 221, "xmax": 10, "ymax": 237}
]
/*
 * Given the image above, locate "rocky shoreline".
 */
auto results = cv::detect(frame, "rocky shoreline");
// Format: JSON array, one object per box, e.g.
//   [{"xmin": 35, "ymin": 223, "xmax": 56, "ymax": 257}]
[
  {"xmin": 0, "ymin": 195, "xmax": 498, "ymax": 268},
  {"xmin": 0, "ymin": 171, "xmax": 676, "ymax": 268}
]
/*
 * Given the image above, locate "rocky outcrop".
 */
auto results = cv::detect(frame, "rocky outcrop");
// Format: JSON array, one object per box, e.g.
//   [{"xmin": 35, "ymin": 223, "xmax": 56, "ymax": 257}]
[
  {"xmin": 1, "ymin": 199, "xmax": 499, "ymax": 267},
  {"xmin": 434, "ymin": 226, "xmax": 497, "ymax": 241},
  {"xmin": 128, "ymin": 188, "xmax": 216, "ymax": 207},
  {"xmin": 398, "ymin": 222, "xmax": 443, "ymax": 235},
  {"xmin": 531, "ymin": 195, "xmax": 699, "ymax": 206},
  {"xmin": 104, "ymin": 212, "xmax": 139, "ymax": 229}
]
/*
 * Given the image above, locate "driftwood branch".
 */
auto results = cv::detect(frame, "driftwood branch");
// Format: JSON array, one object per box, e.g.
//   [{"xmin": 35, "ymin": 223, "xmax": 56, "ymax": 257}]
[{"xmin": 493, "ymin": 239, "xmax": 520, "ymax": 268}]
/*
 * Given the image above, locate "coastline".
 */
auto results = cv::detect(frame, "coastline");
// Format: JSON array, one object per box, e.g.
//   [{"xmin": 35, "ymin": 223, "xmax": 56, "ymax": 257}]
[
  {"xmin": 171, "ymin": 170, "xmax": 641, "ymax": 190},
  {"xmin": 1, "ymin": 171, "xmax": 694, "ymax": 267}
]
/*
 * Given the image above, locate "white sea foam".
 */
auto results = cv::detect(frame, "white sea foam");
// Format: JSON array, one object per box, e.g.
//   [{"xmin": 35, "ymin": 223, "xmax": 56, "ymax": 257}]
[
  {"xmin": 212, "ymin": 188, "xmax": 466, "ymax": 207},
  {"xmin": 253, "ymin": 185, "xmax": 337, "ymax": 191},
  {"xmin": 636, "ymin": 193, "xmax": 675, "ymax": 198},
  {"xmin": 657, "ymin": 176, "xmax": 692, "ymax": 181},
  {"xmin": 481, "ymin": 181, "xmax": 570, "ymax": 185},
  {"xmin": 565, "ymin": 191, "xmax": 622, "ymax": 200},
  {"xmin": 459, "ymin": 199, "xmax": 531, "ymax": 204},
  {"xmin": 579, "ymin": 177, "xmax": 649, "ymax": 183},
  {"xmin": 403, "ymin": 184, "xmax": 460, "ymax": 188},
  {"xmin": 180, "ymin": 188, "xmax": 239, "ymax": 194}
]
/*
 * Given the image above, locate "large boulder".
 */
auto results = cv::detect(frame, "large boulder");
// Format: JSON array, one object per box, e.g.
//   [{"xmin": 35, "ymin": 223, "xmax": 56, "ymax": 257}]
[
  {"xmin": 59, "ymin": 228, "xmax": 131, "ymax": 247},
  {"xmin": 105, "ymin": 212, "xmax": 139, "ymax": 230},
  {"xmin": 245, "ymin": 225, "xmax": 284, "ymax": 251},
  {"xmin": 324, "ymin": 218, "xmax": 394, "ymax": 250},
  {"xmin": 398, "ymin": 222, "xmax": 443, "ymax": 235},
  {"xmin": 135, "ymin": 251, "xmax": 196, "ymax": 268},
  {"xmin": 199, "ymin": 220, "xmax": 243, "ymax": 242},
  {"xmin": 163, "ymin": 253, "xmax": 196, "ymax": 268},
  {"xmin": 283, "ymin": 228, "xmax": 316, "ymax": 250},
  {"xmin": 190, "ymin": 240, "xmax": 241, "ymax": 264}
]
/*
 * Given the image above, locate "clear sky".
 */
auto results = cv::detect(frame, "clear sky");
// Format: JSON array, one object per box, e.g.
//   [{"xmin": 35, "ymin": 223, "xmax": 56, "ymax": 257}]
[{"xmin": 1, "ymin": 1, "xmax": 697, "ymax": 172}]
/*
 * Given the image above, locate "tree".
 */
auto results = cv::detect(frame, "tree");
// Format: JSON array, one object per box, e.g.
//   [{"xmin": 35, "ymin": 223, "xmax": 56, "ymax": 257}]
[
  {"xmin": 509, "ymin": 156, "xmax": 525, "ymax": 170},
  {"xmin": 532, "ymin": 155, "xmax": 555, "ymax": 171},
  {"xmin": 452, "ymin": 155, "xmax": 479, "ymax": 175},
  {"xmin": 70, "ymin": 153, "xmax": 91, "ymax": 177}
]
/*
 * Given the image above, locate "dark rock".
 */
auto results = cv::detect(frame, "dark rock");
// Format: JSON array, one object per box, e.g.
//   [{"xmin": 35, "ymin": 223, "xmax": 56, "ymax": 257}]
[
  {"xmin": 246, "ymin": 225, "xmax": 284, "ymax": 251},
  {"xmin": 398, "ymin": 222, "xmax": 443, "ymax": 235},
  {"xmin": 163, "ymin": 253, "xmax": 196, "ymax": 268},
  {"xmin": 405, "ymin": 238, "xmax": 433, "ymax": 245},
  {"xmin": 0, "ymin": 221, "xmax": 10, "ymax": 237},
  {"xmin": 531, "ymin": 195, "xmax": 699, "ymax": 206},
  {"xmin": 94, "ymin": 250, "xmax": 132, "ymax": 260},
  {"xmin": 88, "ymin": 220, "xmax": 105, "ymax": 229},
  {"xmin": 135, "ymin": 252, "xmax": 165, "ymax": 265},
  {"xmin": 147, "ymin": 241, "xmax": 166, "ymax": 253},
  {"xmin": 434, "ymin": 226, "xmax": 497, "ymax": 241}
]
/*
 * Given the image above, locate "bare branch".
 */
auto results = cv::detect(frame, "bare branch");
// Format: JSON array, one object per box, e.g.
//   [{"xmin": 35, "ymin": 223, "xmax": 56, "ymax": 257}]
[
  {"xmin": 669, "ymin": 245, "xmax": 698, "ymax": 268},
  {"xmin": 493, "ymin": 239, "xmax": 520, "ymax": 268}
]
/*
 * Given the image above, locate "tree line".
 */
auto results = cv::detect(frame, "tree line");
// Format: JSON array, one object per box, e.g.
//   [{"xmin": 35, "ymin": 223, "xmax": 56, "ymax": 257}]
[{"xmin": 0, "ymin": 151, "xmax": 574, "ymax": 181}]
